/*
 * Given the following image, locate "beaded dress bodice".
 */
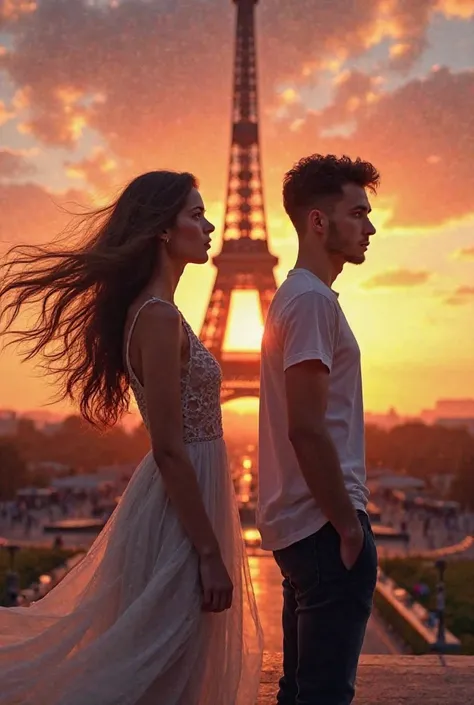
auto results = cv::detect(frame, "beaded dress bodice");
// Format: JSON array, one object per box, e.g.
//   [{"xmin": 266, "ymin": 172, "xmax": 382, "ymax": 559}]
[{"xmin": 126, "ymin": 298, "xmax": 223, "ymax": 444}]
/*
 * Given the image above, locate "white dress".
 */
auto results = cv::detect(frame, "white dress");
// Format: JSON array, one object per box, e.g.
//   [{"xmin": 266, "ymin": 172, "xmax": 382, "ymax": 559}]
[{"xmin": 0, "ymin": 297, "xmax": 264, "ymax": 705}]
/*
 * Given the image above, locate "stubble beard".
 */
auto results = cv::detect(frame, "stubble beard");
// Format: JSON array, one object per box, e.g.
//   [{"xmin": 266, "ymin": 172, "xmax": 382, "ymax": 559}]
[{"xmin": 325, "ymin": 220, "xmax": 365, "ymax": 266}]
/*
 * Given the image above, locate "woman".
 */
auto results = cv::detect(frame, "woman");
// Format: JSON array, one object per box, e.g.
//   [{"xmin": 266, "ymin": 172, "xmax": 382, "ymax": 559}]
[{"xmin": 0, "ymin": 171, "xmax": 263, "ymax": 704}]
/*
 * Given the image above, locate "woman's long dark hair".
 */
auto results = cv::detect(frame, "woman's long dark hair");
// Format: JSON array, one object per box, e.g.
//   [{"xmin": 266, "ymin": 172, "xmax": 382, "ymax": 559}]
[{"xmin": 0, "ymin": 170, "xmax": 198, "ymax": 429}]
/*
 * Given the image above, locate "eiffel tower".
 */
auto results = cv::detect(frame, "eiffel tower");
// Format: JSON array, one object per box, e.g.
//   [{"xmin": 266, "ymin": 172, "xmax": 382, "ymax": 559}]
[{"xmin": 200, "ymin": 0, "xmax": 278, "ymax": 402}]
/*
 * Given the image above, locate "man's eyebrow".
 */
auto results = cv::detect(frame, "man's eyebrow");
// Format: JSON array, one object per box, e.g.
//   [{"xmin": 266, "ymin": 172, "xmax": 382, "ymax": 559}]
[{"xmin": 351, "ymin": 203, "xmax": 372, "ymax": 214}]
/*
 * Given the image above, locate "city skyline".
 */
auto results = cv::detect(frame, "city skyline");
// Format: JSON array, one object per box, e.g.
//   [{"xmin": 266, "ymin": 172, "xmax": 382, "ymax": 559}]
[
  {"xmin": 1, "ymin": 396, "xmax": 474, "ymax": 434},
  {"xmin": 1, "ymin": 1, "xmax": 474, "ymax": 415}
]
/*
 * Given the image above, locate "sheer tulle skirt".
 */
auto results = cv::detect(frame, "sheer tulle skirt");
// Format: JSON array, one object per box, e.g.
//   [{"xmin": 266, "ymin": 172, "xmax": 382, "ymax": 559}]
[{"xmin": 0, "ymin": 438, "xmax": 263, "ymax": 705}]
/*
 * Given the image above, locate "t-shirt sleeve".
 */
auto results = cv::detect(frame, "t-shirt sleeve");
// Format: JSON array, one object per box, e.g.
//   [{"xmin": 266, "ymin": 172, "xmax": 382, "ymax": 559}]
[{"xmin": 280, "ymin": 291, "xmax": 338, "ymax": 373}]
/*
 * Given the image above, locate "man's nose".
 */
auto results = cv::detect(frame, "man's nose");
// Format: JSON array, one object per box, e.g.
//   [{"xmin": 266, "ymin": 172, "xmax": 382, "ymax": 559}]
[{"xmin": 366, "ymin": 219, "xmax": 376, "ymax": 236}]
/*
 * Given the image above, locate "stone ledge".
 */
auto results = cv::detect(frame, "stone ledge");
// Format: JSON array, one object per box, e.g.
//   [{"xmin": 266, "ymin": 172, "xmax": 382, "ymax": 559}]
[{"xmin": 258, "ymin": 653, "xmax": 474, "ymax": 704}]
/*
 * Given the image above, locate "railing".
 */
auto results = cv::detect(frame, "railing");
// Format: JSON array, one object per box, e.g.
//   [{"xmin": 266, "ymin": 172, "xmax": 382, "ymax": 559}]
[
  {"xmin": 375, "ymin": 569, "xmax": 461, "ymax": 654},
  {"xmin": 16, "ymin": 552, "xmax": 85, "ymax": 606},
  {"xmin": 411, "ymin": 535, "xmax": 474, "ymax": 560}
]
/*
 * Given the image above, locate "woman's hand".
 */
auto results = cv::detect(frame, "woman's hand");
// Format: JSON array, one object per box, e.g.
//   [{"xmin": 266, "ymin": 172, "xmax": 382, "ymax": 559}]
[{"xmin": 199, "ymin": 551, "xmax": 233, "ymax": 612}]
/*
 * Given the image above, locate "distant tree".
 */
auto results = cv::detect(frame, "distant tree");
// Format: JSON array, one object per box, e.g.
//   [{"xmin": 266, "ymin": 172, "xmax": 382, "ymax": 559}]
[
  {"xmin": 365, "ymin": 424, "xmax": 389, "ymax": 470},
  {"xmin": 13, "ymin": 418, "xmax": 43, "ymax": 462},
  {"xmin": 0, "ymin": 439, "xmax": 28, "ymax": 500},
  {"xmin": 450, "ymin": 456, "xmax": 474, "ymax": 510},
  {"xmin": 365, "ymin": 421, "xmax": 474, "ymax": 480},
  {"xmin": 39, "ymin": 414, "xmax": 149, "ymax": 472}
]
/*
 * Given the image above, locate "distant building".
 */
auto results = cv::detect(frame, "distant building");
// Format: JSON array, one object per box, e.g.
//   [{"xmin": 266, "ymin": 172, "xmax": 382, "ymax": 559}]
[
  {"xmin": 0, "ymin": 410, "xmax": 19, "ymax": 436},
  {"xmin": 51, "ymin": 474, "xmax": 116, "ymax": 491},
  {"xmin": 430, "ymin": 473, "xmax": 456, "ymax": 496},
  {"xmin": 435, "ymin": 399, "xmax": 474, "ymax": 416},
  {"xmin": 367, "ymin": 474, "xmax": 426, "ymax": 493},
  {"xmin": 435, "ymin": 417, "xmax": 474, "ymax": 436},
  {"xmin": 364, "ymin": 407, "xmax": 416, "ymax": 430},
  {"xmin": 421, "ymin": 398, "xmax": 474, "ymax": 425},
  {"xmin": 27, "ymin": 461, "xmax": 72, "ymax": 476},
  {"xmin": 364, "ymin": 398, "xmax": 474, "ymax": 431},
  {"xmin": 96, "ymin": 464, "xmax": 136, "ymax": 481},
  {"xmin": 41, "ymin": 422, "xmax": 65, "ymax": 436}
]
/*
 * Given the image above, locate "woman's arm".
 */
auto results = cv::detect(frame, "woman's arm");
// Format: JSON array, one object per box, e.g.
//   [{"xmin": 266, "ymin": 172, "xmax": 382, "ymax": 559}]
[{"xmin": 134, "ymin": 301, "xmax": 232, "ymax": 611}]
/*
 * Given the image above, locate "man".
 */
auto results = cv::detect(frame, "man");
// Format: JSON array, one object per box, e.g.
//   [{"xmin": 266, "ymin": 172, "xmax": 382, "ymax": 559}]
[{"xmin": 258, "ymin": 154, "xmax": 380, "ymax": 705}]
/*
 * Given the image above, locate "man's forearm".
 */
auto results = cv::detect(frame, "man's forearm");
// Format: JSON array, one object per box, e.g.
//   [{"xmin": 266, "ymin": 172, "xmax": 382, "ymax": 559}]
[{"xmin": 290, "ymin": 427, "xmax": 360, "ymax": 536}]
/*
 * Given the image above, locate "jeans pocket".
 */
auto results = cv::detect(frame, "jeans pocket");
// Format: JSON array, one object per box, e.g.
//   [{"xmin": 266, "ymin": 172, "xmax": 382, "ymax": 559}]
[
  {"xmin": 349, "ymin": 518, "xmax": 378, "ymax": 592},
  {"xmin": 346, "ymin": 519, "xmax": 368, "ymax": 572},
  {"xmin": 274, "ymin": 534, "xmax": 319, "ymax": 595}
]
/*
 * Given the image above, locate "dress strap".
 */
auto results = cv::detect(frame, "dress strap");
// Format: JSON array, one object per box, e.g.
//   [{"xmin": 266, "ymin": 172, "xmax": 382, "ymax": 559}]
[{"xmin": 125, "ymin": 297, "xmax": 176, "ymax": 384}]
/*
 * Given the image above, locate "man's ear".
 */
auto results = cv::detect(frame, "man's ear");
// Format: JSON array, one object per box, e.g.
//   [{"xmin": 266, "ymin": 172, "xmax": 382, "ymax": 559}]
[{"xmin": 308, "ymin": 208, "xmax": 326, "ymax": 235}]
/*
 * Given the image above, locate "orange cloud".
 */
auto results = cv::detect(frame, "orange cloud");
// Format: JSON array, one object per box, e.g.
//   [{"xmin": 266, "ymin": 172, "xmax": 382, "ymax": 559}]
[
  {"xmin": 0, "ymin": 1, "xmax": 437, "ymax": 158},
  {"xmin": 437, "ymin": 0, "xmax": 474, "ymax": 18},
  {"xmin": 362, "ymin": 269, "xmax": 432, "ymax": 289},
  {"xmin": 16, "ymin": 88, "xmax": 89, "ymax": 146},
  {"xmin": 454, "ymin": 246, "xmax": 474, "ymax": 260},
  {"xmin": 0, "ymin": 0, "xmax": 36, "ymax": 26},
  {"xmin": 12, "ymin": 86, "xmax": 30, "ymax": 110},
  {"xmin": 389, "ymin": 42, "xmax": 412, "ymax": 58},
  {"xmin": 278, "ymin": 88, "xmax": 301, "ymax": 106},
  {"xmin": 363, "ymin": 1, "xmax": 473, "ymax": 70},
  {"xmin": 273, "ymin": 67, "xmax": 474, "ymax": 227},
  {"xmin": 1, "ymin": 1, "xmax": 474, "ymax": 229},
  {"xmin": 318, "ymin": 70, "xmax": 381, "ymax": 127},
  {"xmin": 445, "ymin": 285, "xmax": 474, "ymax": 305},
  {"xmin": 0, "ymin": 148, "xmax": 35, "ymax": 179},
  {"xmin": 0, "ymin": 99, "xmax": 15, "ymax": 126},
  {"xmin": 65, "ymin": 148, "xmax": 118, "ymax": 194},
  {"xmin": 0, "ymin": 183, "xmax": 88, "ymax": 247}
]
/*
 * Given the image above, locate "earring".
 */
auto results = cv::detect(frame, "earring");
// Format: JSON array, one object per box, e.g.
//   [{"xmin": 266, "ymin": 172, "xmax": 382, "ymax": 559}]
[{"xmin": 161, "ymin": 233, "xmax": 170, "ymax": 244}]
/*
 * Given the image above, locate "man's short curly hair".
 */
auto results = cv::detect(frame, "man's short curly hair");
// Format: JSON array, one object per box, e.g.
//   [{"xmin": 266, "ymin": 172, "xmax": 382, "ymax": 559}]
[{"xmin": 283, "ymin": 154, "xmax": 380, "ymax": 234}]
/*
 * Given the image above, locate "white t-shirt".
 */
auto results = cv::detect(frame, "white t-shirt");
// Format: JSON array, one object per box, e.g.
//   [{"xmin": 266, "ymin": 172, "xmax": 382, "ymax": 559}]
[{"xmin": 257, "ymin": 268, "xmax": 369, "ymax": 551}]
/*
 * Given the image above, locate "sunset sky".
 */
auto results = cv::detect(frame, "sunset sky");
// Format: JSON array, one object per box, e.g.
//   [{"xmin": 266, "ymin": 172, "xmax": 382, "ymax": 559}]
[{"xmin": 0, "ymin": 0, "xmax": 473, "ymax": 419}]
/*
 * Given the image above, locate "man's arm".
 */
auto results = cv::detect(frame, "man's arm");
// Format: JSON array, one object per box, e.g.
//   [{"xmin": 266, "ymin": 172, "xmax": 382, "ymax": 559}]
[{"xmin": 285, "ymin": 359, "xmax": 361, "ymax": 541}]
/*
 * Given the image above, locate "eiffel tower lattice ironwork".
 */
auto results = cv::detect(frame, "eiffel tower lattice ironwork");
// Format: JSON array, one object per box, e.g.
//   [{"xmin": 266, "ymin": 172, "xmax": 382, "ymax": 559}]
[{"xmin": 200, "ymin": 0, "xmax": 278, "ymax": 402}]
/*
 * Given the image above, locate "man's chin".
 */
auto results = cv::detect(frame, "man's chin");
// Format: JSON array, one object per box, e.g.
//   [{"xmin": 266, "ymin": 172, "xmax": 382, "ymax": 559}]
[{"xmin": 345, "ymin": 253, "xmax": 365, "ymax": 265}]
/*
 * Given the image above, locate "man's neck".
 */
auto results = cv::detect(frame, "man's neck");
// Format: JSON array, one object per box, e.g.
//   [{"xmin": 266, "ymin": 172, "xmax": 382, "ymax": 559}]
[{"xmin": 294, "ymin": 251, "xmax": 343, "ymax": 287}]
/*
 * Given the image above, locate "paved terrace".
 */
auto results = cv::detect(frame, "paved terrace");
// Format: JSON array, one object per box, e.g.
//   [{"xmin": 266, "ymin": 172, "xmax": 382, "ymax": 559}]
[{"xmin": 257, "ymin": 654, "xmax": 474, "ymax": 704}]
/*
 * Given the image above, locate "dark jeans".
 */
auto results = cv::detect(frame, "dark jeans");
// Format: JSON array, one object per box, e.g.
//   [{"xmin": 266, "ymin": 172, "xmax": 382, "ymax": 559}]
[{"xmin": 273, "ymin": 512, "xmax": 378, "ymax": 705}]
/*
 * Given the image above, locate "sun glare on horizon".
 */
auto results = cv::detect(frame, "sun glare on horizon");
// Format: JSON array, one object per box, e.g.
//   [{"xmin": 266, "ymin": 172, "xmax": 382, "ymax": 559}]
[{"xmin": 223, "ymin": 290, "xmax": 264, "ymax": 353}]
